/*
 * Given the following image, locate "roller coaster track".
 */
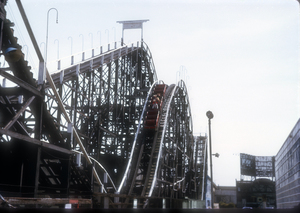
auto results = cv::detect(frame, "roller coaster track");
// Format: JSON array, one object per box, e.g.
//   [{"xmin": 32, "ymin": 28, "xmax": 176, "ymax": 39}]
[
  {"xmin": 0, "ymin": 2, "xmax": 207, "ymax": 209},
  {"xmin": 116, "ymin": 79, "xmax": 197, "ymax": 208}
]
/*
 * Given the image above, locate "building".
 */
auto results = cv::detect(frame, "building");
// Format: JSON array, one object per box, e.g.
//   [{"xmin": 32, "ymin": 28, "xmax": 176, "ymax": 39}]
[
  {"xmin": 236, "ymin": 153, "xmax": 276, "ymax": 208},
  {"xmin": 215, "ymin": 186, "xmax": 237, "ymax": 207},
  {"xmin": 236, "ymin": 178, "xmax": 276, "ymax": 208},
  {"xmin": 275, "ymin": 118, "xmax": 300, "ymax": 209}
]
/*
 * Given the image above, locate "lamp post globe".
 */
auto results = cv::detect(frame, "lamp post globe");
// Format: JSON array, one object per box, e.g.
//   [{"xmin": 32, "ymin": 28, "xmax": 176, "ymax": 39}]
[{"xmin": 206, "ymin": 110, "xmax": 214, "ymax": 119}]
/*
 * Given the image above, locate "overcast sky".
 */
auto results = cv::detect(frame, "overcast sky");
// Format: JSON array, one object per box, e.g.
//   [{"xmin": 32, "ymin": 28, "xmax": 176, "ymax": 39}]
[{"xmin": 2, "ymin": 0, "xmax": 299, "ymax": 186}]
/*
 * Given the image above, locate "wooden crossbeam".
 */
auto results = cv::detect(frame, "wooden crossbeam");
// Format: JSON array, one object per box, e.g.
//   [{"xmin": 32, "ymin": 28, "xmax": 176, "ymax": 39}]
[
  {"xmin": 0, "ymin": 128, "xmax": 72, "ymax": 155},
  {"xmin": 0, "ymin": 68, "xmax": 43, "ymax": 98}
]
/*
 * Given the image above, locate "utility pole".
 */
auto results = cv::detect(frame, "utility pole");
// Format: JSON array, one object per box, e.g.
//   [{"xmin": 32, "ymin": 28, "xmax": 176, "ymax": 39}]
[{"xmin": 206, "ymin": 110, "xmax": 214, "ymax": 209}]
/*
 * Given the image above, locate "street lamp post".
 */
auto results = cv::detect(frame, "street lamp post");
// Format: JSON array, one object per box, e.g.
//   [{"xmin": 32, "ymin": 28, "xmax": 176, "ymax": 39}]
[
  {"xmin": 97, "ymin": 31, "xmax": 102, "ymax": 54},
  {"xmin": 89, "ymin": 33, "xmax": 94, "ymax": 57},
  {"xmin": 45, "ymin": 8, "xmax": 58, "ymax": 72},
  {"xmin": 68, "ymin": 36, "xmax": 73, "ymax": 65},
  {"xmin": 79, "ymin": 34, "xmax": 84, "ymax": 61},
  {"xmin": 206, "ymin": 110, "xmax": 214, "ymax": 209}
]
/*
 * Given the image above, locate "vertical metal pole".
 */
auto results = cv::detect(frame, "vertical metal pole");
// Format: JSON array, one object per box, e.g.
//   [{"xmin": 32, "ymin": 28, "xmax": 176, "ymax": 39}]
[
  {"xmin": 45, "ymin": 8, "xmax": 58, "ymax": 80},
  {"xmin": 206, "ymin": 110, "xmax": 214, "ymax": 209},
  {"xmin": 141, "ymin": 25, "xmax": 143, "ymax": 48},
  {"xmin": 121, "ymin": 28, "xmax": 124, "ymax": 45},
  {"xmin": 208, "ymin": 118, "xmax": 213, "ymax": 208}
]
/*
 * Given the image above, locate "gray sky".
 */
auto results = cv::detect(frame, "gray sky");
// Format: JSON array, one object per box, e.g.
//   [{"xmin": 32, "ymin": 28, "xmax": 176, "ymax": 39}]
[{"xmin": 2, "ymin": 0, "xmax": 299, "ymax": 186}]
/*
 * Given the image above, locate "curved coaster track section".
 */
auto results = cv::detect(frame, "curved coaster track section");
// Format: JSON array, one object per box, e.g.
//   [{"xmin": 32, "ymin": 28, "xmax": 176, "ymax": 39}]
[
  {"xmin": 0, "ymin": 3, "xmax": 207, "ymax": 209},
  {"xmin": 118, "ymin": 80, "xmax": 196, "ymax": 208}
]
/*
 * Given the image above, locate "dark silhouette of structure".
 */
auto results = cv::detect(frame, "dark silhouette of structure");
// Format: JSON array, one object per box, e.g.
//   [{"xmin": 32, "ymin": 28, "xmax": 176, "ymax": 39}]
[{"xmin": 0, "ymin": 1, "xmax": 207, "ymax": 209}]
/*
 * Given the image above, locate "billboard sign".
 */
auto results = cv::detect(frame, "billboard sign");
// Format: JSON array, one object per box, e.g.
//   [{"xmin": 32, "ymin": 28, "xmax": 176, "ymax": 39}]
[
  {"xmin": 240, "ymin": 153, "xmax": 256, "ymax": 176},
  {"xmin": 240, "ymin": 153, "xmax": 275, "ymax": 177}
]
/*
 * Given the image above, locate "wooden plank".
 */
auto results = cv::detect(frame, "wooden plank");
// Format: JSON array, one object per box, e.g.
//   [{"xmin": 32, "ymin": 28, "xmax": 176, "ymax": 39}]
[{"xmin": 4, "ymin": 197, "xmax": 92, "ymax": 205}]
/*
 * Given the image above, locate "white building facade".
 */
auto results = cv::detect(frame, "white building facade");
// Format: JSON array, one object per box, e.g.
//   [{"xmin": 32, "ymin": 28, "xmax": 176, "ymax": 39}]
[{"xmin": 275, "ymin": 118, "xmax": 300, "ymax": 208}]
